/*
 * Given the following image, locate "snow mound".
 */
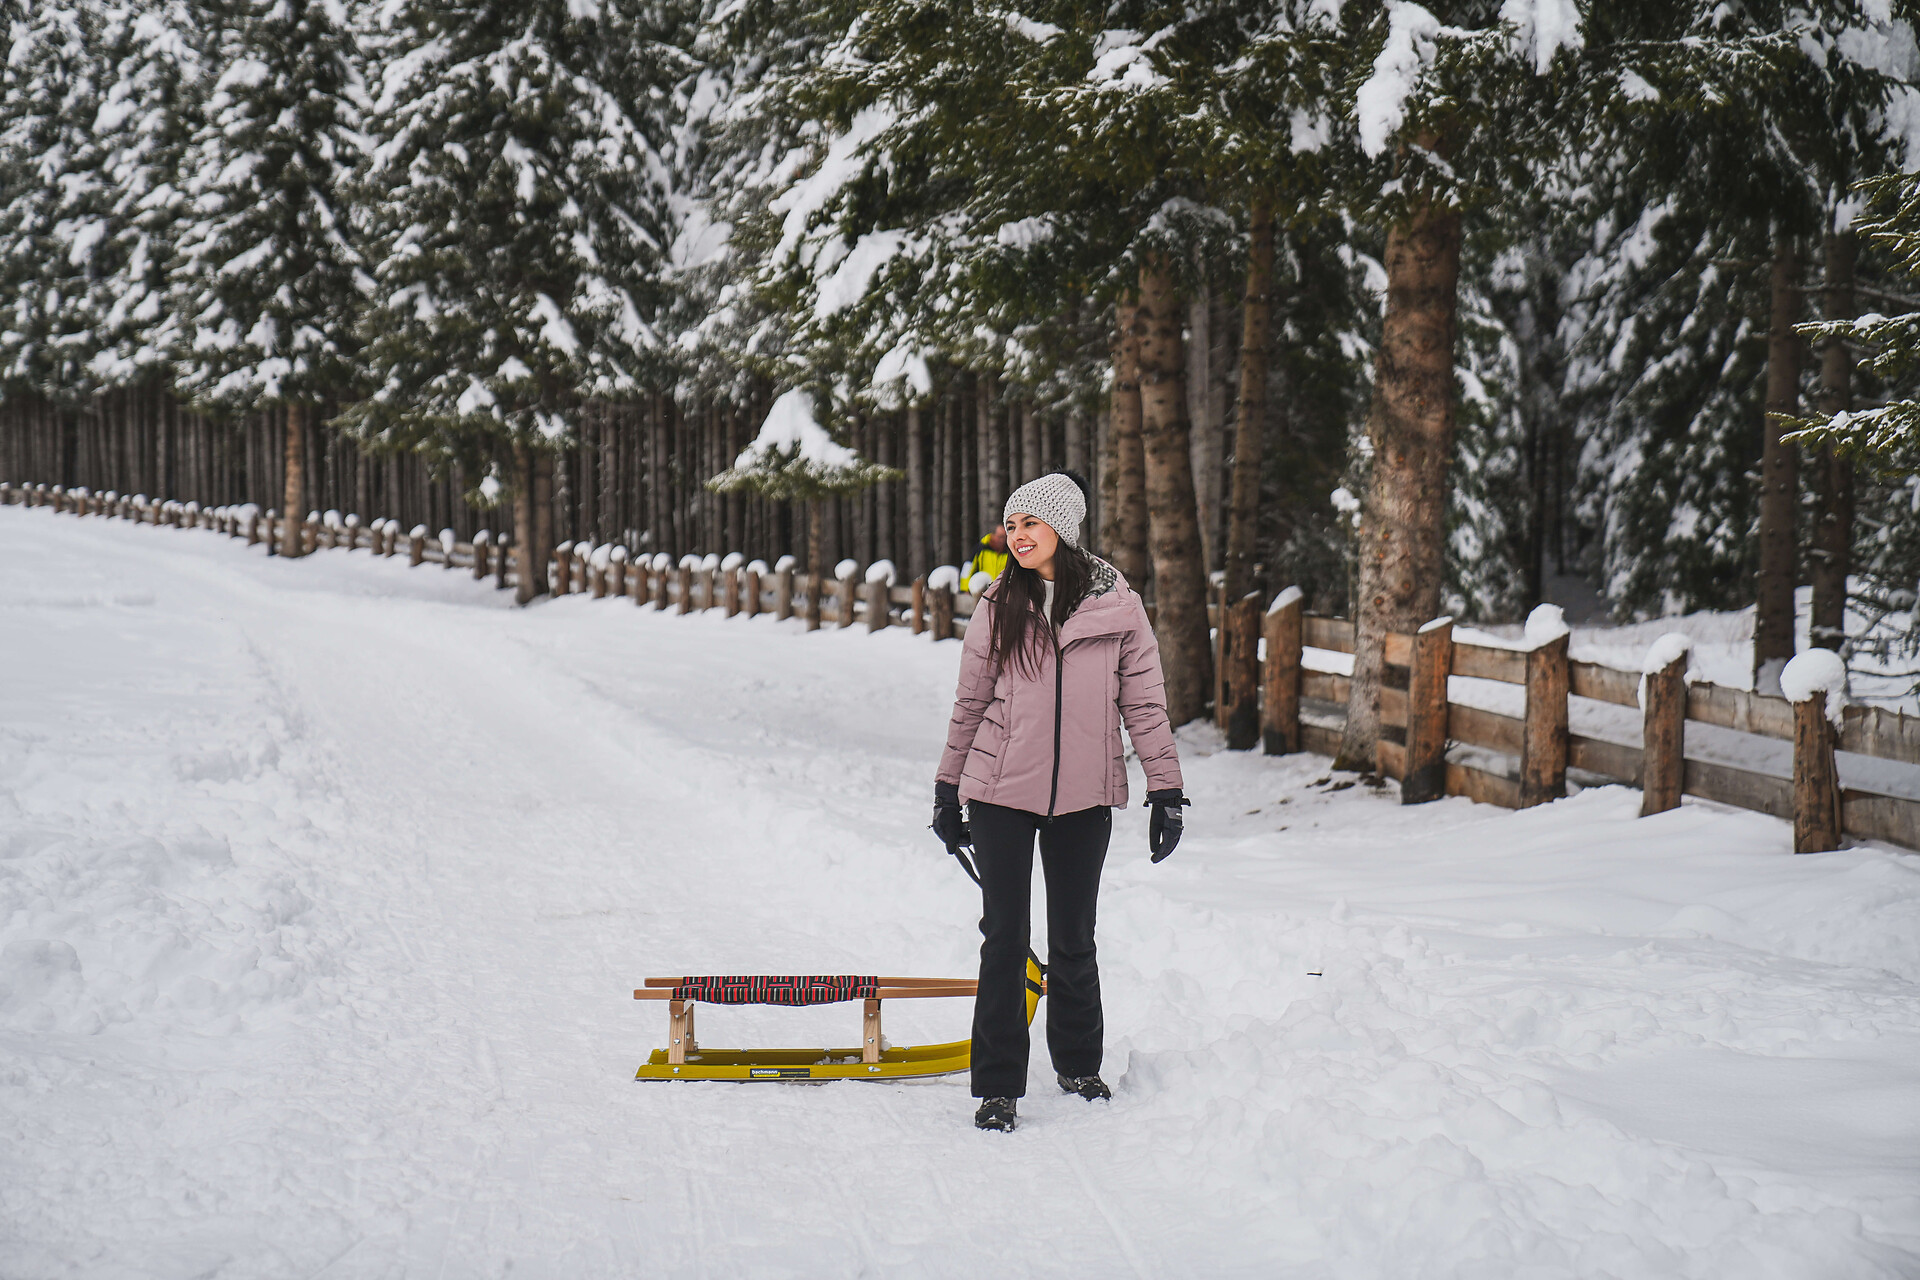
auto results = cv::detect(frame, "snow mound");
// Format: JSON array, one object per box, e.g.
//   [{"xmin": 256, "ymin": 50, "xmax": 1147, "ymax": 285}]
[
  {"xmin": 1524, "ymin": 603, "xmax": 1569, "ymax": 644},
  {"xmin": 834, "ymin": 558, "xmax": 859, "ymax": 582},
  {"xmin": 967, "ymin": 570, "xmax": 994, "ymax": 595},
  {"xmin": 1268, "ymin": 585, "xmax": 1303, "ymax": 614},
  {"xmin": 865, "ymin": 559, "xmax": 896, "ymax": 586},
  {"xmin": 721, "ymin": 552, "xmax": 745, "ymax": 572},
  {"xmin": 774, "ymin": 554, "xmax": 796, "ymax": 574},
  {"xmin": 1782, "ymin": 650, "xmax": 1850, "ymax": 728},
  {"xmin": 927, "ymin": 564, "xmax": 961, "ymax": 592}
]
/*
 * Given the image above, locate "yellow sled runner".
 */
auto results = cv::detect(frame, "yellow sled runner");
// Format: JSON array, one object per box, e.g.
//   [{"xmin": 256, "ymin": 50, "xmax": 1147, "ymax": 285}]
[{"xmin": 634, "ymin": 955, "xmax": 1045, "ymax": 1082}]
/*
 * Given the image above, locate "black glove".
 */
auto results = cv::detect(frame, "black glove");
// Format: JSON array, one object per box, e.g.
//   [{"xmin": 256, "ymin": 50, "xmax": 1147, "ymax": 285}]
[
  {"xmin": 933, "ymin": 781, "xmax": 970, "ymax": 850},
  {"xmin": 1147, "ymin": 789, "xmax": 1189, "ymax": 863}
]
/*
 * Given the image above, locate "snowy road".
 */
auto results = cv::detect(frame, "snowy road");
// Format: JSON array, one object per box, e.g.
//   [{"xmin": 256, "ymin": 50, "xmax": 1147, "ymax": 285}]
[{"xmin": 4, "ymin": 507, "xmax": 1920, "ymax": 1278}]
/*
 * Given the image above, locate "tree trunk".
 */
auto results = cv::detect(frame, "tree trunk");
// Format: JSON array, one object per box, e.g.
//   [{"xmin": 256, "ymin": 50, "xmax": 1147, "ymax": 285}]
[
  {"xmin": 281, "ymin": 401, "xmax": 306, "ymax": 557},
  {"xmin": 1225, "ymin": 198, "xmax": 1274, "ymax": 603},
  {"xmin": 1135, "ymin": 254, "xmax": 1214, "ymax": 726},
  {"xmin": 1187, "ymin": 286, "xmax": 1223, "ymax": 574},
  {"xmin": 1105, "ymin": 300, "xmax": 1151, "ymax": 587},
  {"xmin": 1338, "ymin": 197, "xmax": 1462, "ymax": 771},
  {"xmin": 906, "ymin": 403, "xmax": 929, "ymax": 579},
  {"xmin": 513, "ymin": 443, "xmax": 538, "ymax": 606},
  {"xmin": 1754, "ymin": 233, "xmax": 1802, "ymax": 694},
  {"xmin": 531, "ymin": 447, "xmax": 554, "ymax": 600},
  {"xmin": 1810, "ymin": 229, "xmax": 1855, "ymax": 653},
  {"xmin": 806, "ymin": 498, "xmax": 825, "ymax": 630}
]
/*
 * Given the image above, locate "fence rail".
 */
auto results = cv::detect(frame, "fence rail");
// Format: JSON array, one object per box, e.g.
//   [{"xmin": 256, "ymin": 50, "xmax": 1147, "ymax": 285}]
[{"xmin": 8, "ymin": 479, "xmax": 1916, "ymax": 853}]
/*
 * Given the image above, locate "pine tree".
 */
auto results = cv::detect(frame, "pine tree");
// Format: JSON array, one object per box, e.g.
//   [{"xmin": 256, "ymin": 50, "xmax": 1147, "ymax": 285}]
[
  {"xmin": 349, "ymin": 0, "xmax": 683, "ymax": 602},
  {"xmin": 171, "ymin": 0, "xmax": 365, "ymax": 554}
]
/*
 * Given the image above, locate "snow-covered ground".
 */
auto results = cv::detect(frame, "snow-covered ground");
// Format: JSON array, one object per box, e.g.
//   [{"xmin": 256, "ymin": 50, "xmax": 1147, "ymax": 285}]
[{"xmin": 4, "ymin": 506, "xmax": 1920, "ymax": 1278}]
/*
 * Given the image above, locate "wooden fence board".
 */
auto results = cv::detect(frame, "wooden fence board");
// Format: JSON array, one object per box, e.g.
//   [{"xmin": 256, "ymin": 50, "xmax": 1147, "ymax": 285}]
[
  {"xmin": 1687, "ymin": 682, "xmax": 1795, "ymax": 740},
  {"xmin": 1383, "ymin": 632, "xmax": 1412, "ymax": 667},
  {"xmin": 1684, "ymin": 759, "xmax": 1793, "ymax": 820},
  {"xmin": 1300, "ymin": 722, "xmax": 1344, "ymax": 758},
  {"xmin": 1450, "ymin": 704, "xmax": 1525, "ymax": 755},
  {"xmin": 1446, "ymin": 762, "xmax": 1523, "ymax": 808},
  {"xmin": 1452, "ymin": 642, "xmax": 1526, "ymax": 685},
  {"xmin": 1841, "ymin": 706, "xmax": 1920, "ymax": 766},
  {"xmin": 1303, "ymin": 616, "xmax": 1354, "ymax": 654},
  {"xmin": 1843, "ymin": 790, "xmax": 1920, "ymax": 849},
  {"xmin": 1301, "ymin": 670, "xmax": 1350, "ymax": 704},
  {"xmin": 1376, "ymin": 738, "xmax": 1406, "ymax": 780},
  {"xmin": 1570, "ymin": 660, "xmax": 1640, "ymax": 708},
  {"xmin": 1379, "ymin": 685, "xmax": 1408, "ymax": 730},
  {"xmin": 1570, "ymin": 735, "xmax": 1642, "ymax": 785}
]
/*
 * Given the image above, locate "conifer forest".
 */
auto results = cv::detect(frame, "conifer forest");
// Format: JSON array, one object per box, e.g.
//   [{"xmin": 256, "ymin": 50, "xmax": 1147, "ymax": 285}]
[{"xmin": 4, "ymin": 0, "xmax": 1919, "ymax": 749}]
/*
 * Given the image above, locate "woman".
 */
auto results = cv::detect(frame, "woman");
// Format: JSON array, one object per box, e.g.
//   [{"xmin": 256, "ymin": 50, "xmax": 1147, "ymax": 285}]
[{"xmin": 932, "ymin": 471, "xmax": 1188, "ymax": 1132}]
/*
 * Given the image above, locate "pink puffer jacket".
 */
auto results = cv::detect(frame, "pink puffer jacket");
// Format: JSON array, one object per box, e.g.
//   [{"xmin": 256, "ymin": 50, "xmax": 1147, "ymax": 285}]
[{"xmin": 937, "ymin": 558, "xmax": 1183, "ymax": 814}]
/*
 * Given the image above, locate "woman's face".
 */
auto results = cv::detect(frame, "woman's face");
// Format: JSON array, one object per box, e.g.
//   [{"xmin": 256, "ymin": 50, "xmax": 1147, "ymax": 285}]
[{"xmin": 1005, "ymin": 513, "xmax": 1059, "ymax": 576}]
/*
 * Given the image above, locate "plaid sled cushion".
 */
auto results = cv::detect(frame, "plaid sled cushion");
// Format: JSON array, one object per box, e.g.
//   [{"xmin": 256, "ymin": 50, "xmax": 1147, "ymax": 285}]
[{"xmin": 672, "ymin": 975, "xmax": 879, "ymax": 1005}]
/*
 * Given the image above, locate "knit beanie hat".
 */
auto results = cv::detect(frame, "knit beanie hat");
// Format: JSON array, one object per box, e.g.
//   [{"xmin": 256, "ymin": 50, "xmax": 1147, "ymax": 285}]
[{"xmin": 1003, "ymin": 472, "xmax": 1087, "ymax": 548}]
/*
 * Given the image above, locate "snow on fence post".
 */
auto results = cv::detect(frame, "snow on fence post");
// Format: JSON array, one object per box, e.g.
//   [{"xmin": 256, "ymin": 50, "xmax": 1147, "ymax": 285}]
[
  {"xmin": 1519, "ymin": 605, "xmax": 1571, "ymax": 808},
  {"xmin": 774, "ymin": 555, "xmax": 795, "ymax": 620},
  {"xmin": 1640, "ymin": 636, "xmax": 1691, "ymax": 817},
  {"xmin": 927, "ymin": 565, "xmax": 958, "ymax": 641},
  {"xmin": 866, "ymin": 560, "xmax": 896, "ymax": 633},
  {"xmin": 1261, "ymin": 588, "xmax": 1303, "ymax": 755},
  {"xmin": 609, "ymin": 546, "xmax": 627, "ymax": 598},
  {"xmin": 910, "ymin": 576, "xmax": 926, "ymax": 635},
  {"xmin": 746, "ymin": 559, "xmax": 767, "ymax": 618},
  {"xmin": 588, "ymin": 545, "xmax": 607, "ymax": 598},
  {"xmin": 677, "ymin": 555, "xmax": 695, "ymax": 615},
  {"xmin": 1783, "ymin": 651, "xmax": 1846, "ymax": 853},
  {"xmin": 1220, "ymin": 592, "xmax": 1263, "ymax": 750},
  {"xmin": 836, "ymin": 559, "xmax": 861, "ymax": 629},
  {"xmin": 1403, "ymin": 616, "xmax": 1455, "ymax": 804},
  {"xmin": 722, "ymin": 552, "xmax": 744, "ymax": 617},
  {"xmin": 651, "ymin": 553, "xmax": 671, "ymax": 611},
  {"xmin": 408, "ymin": 525, "xmax": 427, "ymax": 566}
]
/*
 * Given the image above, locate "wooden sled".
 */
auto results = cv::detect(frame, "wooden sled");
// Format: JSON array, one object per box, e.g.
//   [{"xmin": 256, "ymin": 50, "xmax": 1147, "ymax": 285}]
[{"xmin": 634, "ymin": 956, "xmax": 1045, "ymax": 1081}]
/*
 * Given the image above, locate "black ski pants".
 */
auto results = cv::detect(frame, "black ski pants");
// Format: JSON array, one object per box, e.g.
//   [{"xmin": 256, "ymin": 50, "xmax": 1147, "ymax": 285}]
[{"xmin": 968, "ymin": 801, "xmax": 1112, "ymax": 1098}]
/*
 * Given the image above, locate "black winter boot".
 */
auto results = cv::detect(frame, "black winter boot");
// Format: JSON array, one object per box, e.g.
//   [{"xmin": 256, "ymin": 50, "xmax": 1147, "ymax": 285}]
[
  {"xmin": 1057, "ymin": 1073, "xmax": 1111, "ymax": 1101},
  {"xmin": 974, "ymin": 1097, "xmax": 1018, "ymax": 1131}
]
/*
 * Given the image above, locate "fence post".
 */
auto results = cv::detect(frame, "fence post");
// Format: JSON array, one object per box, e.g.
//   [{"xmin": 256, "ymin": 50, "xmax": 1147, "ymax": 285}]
[
  {"xmin": 1210, "ymin": 579, "xmax": 1227, "ymax": 721},
  {"xmin": 408, "ymin": 525, "xmax": 426, "ymax": 566},
  {"xmin": 1403, "ymin": 616, "xmax": 1454, "ymax": 804},
  {"xmin": 867, "ymin": 576, "xmax": 890, "ymax": 633},
  {"xmin": 677, "ymin": 559, "xmax": 694, "ymax": 615},
  {"xmin": 721, "ymin": 566, "xmax": 737, "ymax": 616},
  {"xmin": 1220, "ymin": 592, "xmax": 1262, "ymax": 750},
  {"xmin": 1260, "ymin": 588, "xmax": 1302, "ymax": 754},
  {"xmin": 1782, "ymin": 652, "xmax": 1845, "ymax": 853},
  {"xmin": 703, "ymin": 561, "xmax": 719, "ymax": 612},
  {"xmin": 495, "ymin": 535, "xmax": 510, "ymax": 589},
  {"xmin": 805, "ymin": 571, "xmax": 822, "ymax": 631},
  {"xmin": 775, "ymin": 564, "xmax": 794, "ymax": 621},
  {"xmin": 745, "ymin": 563, "xmax": 762, "ymax": 617},
  {"xmin": 1520, "ymin": 630, "xmax": 1570, "ymax": 808},
  {"xmin": 630, "ymin": 554, "xmax": 648, "ymax": 605},
  {"xmin": 1640, "ymin": 640, "xmax": 1689, "ymax": 816},
  {"xmin": 910, "ymin": 576, "xmax": 926, "ymax": 635},
  {"xmin": 471, "ymin": 531, "xmax": 490, "ymax": 580},
  {"xmin": 930, "ymin": 583, "xmax": 954, "ymax": 641},
  {"xmin": 653, "ymin": 561, "xmax": 670, "ymax": 610},
  {"xmin": 589, "ymin": 550, "xmax": 606, "ymax": 598},
  {"xmin": 840, "ymin": 567, "xmax": 861, "ymax": 629}
]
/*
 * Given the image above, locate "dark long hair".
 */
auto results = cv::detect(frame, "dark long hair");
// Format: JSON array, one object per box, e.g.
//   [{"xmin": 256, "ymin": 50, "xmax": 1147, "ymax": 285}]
[{"xmin": 989, "ymin": 471, "xmax": 1095, "ymax": 679}]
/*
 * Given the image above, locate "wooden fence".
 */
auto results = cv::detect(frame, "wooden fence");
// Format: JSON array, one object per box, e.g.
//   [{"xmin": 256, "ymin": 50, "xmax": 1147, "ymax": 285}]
[{"xmin": 10, "ymin": 480, "xmax": 1917, "ymax": 854}]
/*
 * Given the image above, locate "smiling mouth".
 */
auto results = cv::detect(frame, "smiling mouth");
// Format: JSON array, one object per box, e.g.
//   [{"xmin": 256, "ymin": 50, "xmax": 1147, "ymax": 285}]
[{"xmin": 1013, "ymin": 542, "xmax": 1037, "ymax": 555}]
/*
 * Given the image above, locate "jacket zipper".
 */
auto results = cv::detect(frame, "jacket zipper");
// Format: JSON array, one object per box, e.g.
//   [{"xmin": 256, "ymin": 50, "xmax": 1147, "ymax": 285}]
[{"xmin": 1046, "ymin": 636, "xmax": 1064, "ymax": 819}]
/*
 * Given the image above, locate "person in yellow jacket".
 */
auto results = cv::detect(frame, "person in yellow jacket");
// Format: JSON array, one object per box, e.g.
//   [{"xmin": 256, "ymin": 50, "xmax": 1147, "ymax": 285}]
[{"xmin": 967, "ymin": 527, "xmax": 1011, "ymax": 582}]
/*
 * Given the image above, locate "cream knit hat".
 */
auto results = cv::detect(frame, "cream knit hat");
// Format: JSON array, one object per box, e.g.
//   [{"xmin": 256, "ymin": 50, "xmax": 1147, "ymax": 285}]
[{"xmin": 1003, "ymin": 473, "xmax": 1086, "ymax": 548}]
